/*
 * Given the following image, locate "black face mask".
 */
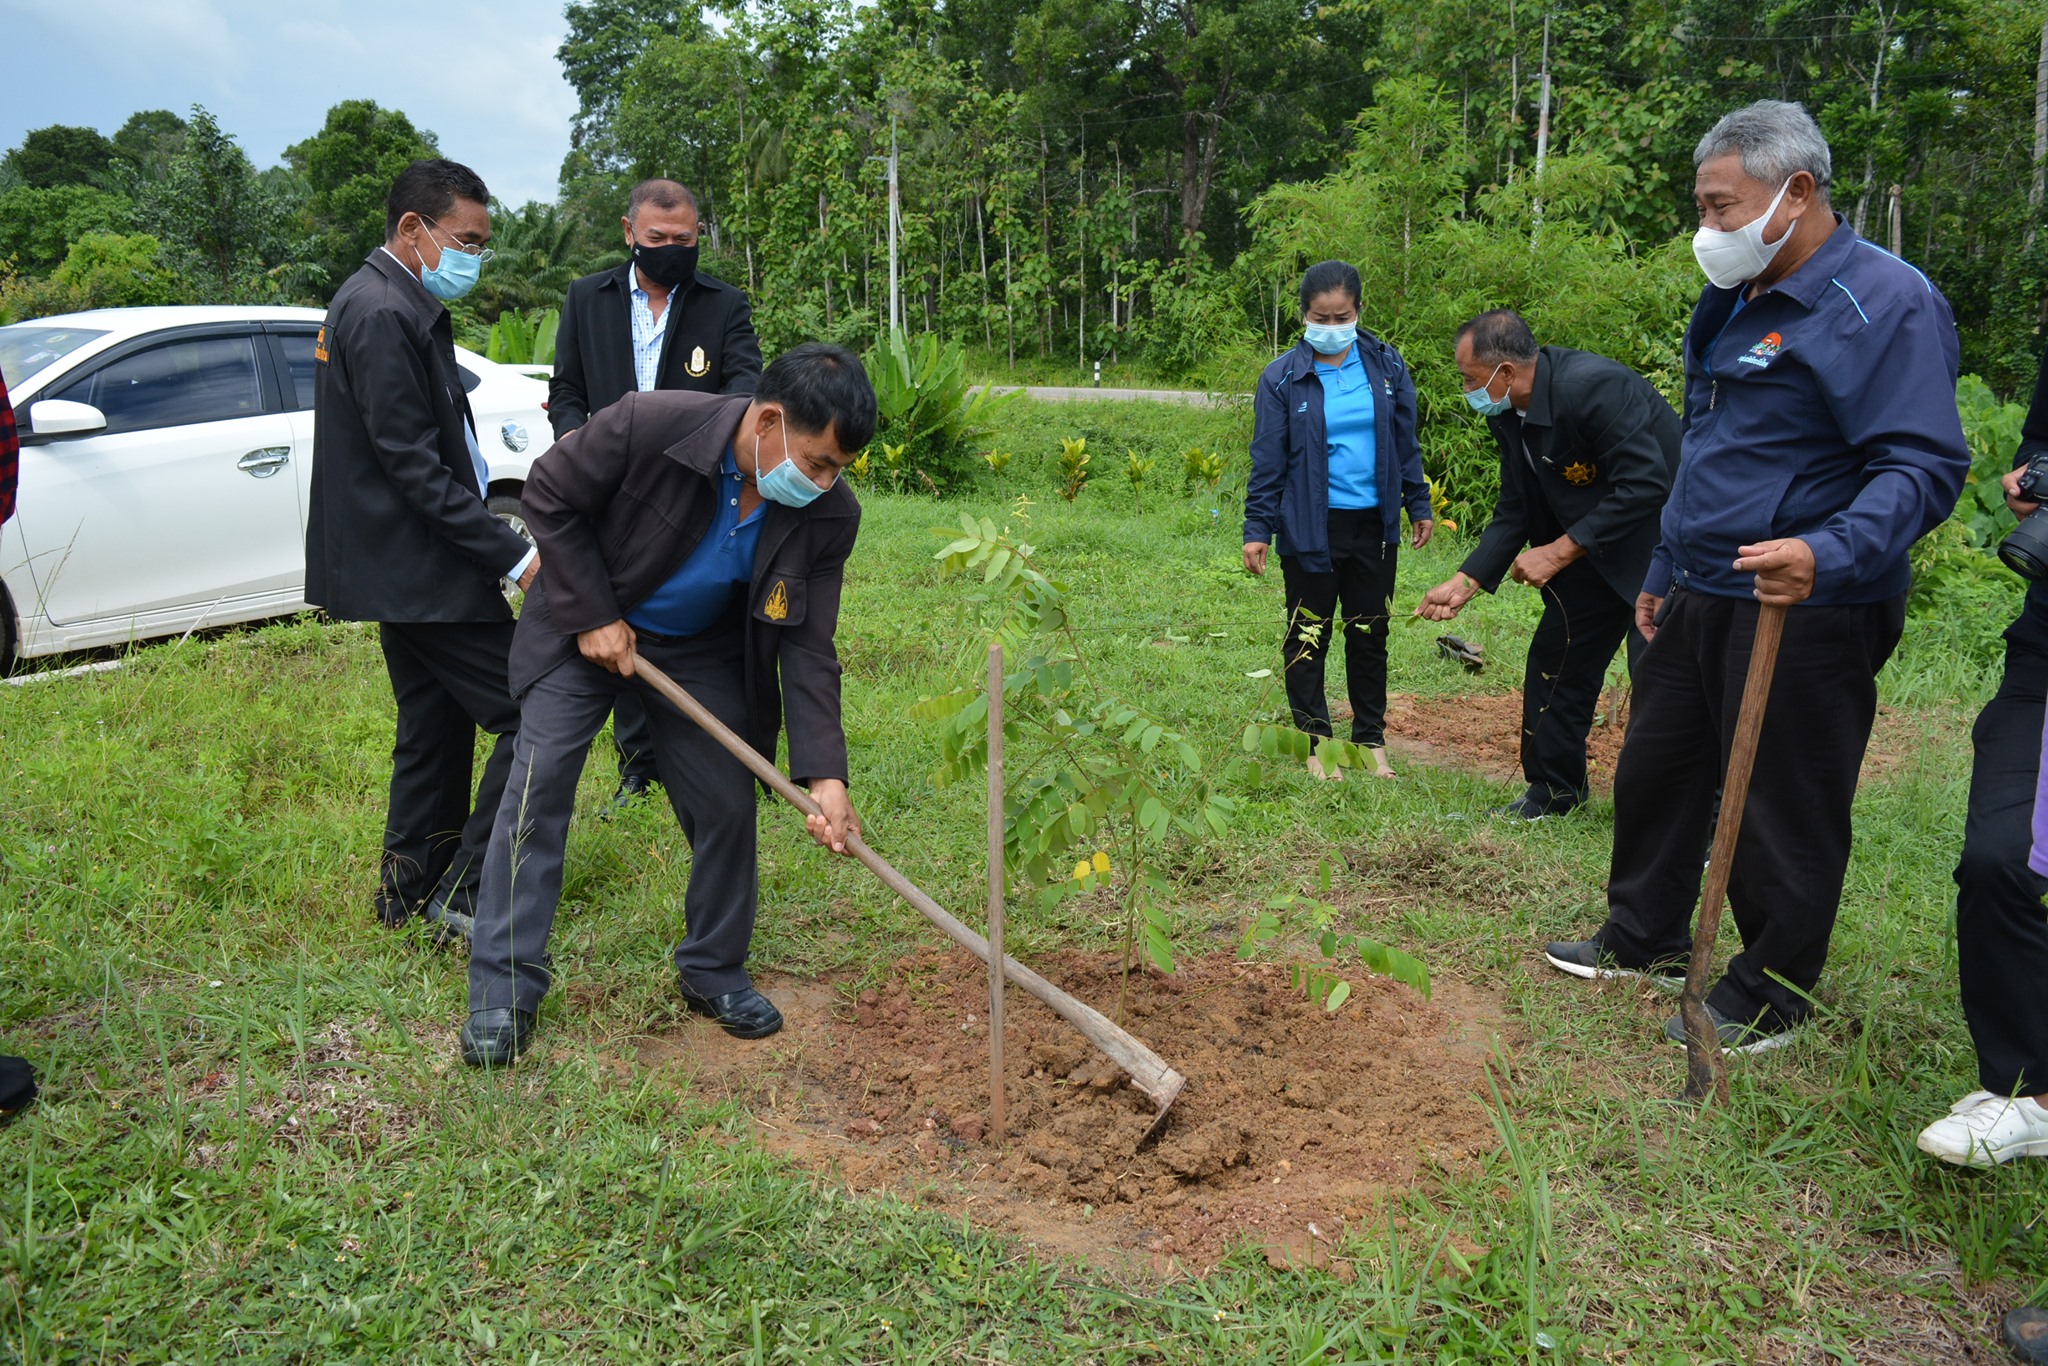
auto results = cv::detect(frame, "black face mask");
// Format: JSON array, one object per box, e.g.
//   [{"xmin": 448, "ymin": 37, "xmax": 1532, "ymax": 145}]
[{"xmin": 631, "ymin": 239, "xmax": 697, "ymax": 290}]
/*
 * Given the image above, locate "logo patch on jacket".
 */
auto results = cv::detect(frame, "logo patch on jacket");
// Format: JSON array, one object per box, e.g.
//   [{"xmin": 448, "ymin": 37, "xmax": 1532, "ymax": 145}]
[
  {"xmin": 1562, "ymin": 461, "xmax": 1596, "ymax": 486},
  {"xmin": 1738, "ymin": 332, "xmax": 1782, "ymax": 368},
  {"xmin": 686, "ymin": 345, "xmax": 710, "ymax": 378},
  {"xmin": 314, "ymin": 327, "xmax": 329, "ymax": 364},
  {"xmin": 763, "ymin": 580, "xmax": 789, "ymax": 621}
]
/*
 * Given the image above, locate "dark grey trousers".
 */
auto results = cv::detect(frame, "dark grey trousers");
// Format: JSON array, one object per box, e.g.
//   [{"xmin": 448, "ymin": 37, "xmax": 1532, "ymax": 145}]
[{"xmin": 467, "ymin": 623, "xmax": 759, "ymax": 1014}]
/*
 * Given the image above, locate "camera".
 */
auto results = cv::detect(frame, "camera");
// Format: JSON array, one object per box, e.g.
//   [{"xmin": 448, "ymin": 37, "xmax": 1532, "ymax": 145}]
[{"xmin": 1998, "ymin": 453, "xmax": 2048, "ymax": 581}]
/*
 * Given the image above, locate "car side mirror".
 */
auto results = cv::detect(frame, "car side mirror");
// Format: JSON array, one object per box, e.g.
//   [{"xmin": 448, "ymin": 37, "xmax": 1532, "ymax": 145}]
[{"xmin": 26, "ymin": 399, "xmax": 108, "ymax": 440}]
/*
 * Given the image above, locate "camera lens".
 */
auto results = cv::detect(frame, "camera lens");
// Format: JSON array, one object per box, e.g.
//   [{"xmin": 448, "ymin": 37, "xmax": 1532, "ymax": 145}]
[{"xmin": 2000, "ymin": 511, "xmax": 2048, "ymax": 581}]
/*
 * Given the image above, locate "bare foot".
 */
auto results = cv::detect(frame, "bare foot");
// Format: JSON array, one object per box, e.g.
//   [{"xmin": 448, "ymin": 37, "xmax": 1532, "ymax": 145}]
[
  {"xmin": 1366, "ymin": 746, "xmax": 1396, "ymax": 779},
  {"xmin": 1306, "ymin": 755, "xmax": 1345, "ymax": 783}
]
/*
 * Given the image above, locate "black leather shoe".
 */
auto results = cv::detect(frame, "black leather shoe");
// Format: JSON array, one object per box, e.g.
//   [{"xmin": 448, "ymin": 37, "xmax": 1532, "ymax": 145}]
[
  {"xmin": 421, "ymin": 900, "xmax": 474, "ymax": 945},
  {"xmin": 603, "ymin": 773, "xmax": 654, "ymax": 819},
  {"xmin": 460, "ymin": 1009, "xmax": 537, "ymax": 1066},
  {"xmin": 679, "ymin": 984, "xmax": 783, "ymax": 1039}
]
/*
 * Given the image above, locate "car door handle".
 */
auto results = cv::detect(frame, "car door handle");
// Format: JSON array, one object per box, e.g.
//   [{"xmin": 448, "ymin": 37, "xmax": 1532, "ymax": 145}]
[{"xmin": 237, "ymin": 447, "xmax": 291, "ymax": 478}]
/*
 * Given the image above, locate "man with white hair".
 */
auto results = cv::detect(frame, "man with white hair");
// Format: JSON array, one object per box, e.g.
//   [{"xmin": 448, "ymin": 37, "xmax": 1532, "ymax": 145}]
[{"xmin": 1542, "ymin": 100, "xmax": 1968, "ymax": 1052}]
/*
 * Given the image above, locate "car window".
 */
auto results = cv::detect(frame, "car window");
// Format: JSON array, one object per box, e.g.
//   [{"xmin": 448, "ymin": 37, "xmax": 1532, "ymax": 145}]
[
  {"xmin": 457, "ymin": 363, "xmax": 482, "ymax": 394},
  {"xmin": 0, "ymin": 324, "xmax": 108, "ymax": 391},
  {"xmin": 51, "ymin": 335, "xmax": 265, "ymax": 435},
  {"xmin": 277, "ymin": 332, "xmax": 317, "ymax": 409}
]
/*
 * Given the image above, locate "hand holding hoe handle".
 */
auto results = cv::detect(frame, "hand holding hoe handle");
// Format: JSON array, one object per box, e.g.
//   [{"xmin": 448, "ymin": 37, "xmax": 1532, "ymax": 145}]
[
  {"xmin": 1679, "ymin": 602, "xmax": 1788, "ymax": 1106},
  {"xmin": 629, "ymin": 651, "xmax": 1189, "ymax": 1139}
]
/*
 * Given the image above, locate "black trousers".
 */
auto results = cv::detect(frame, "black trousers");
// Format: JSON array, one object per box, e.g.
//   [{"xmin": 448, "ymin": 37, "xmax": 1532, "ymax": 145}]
[
  {"xmin": 1955, "ymin": 638, "xmax": 2048, "ymax": 1096},
  {"xmin": 376, "ymin": 620, "xmax": 521, "ymax": 924},
  {"xmin": 1281, "ymin": 509, "xmax": 1399, "ymax": 747},
  {"xmin": 610, "ymin": 691, "xmax": 660, "ymax": 786},
  {"xmin": 468, "ymin": 621, "xmax": 760, "ymax": 1014},
  {"xmin": 1522, "ymin": 560, "xmax": 1644, "ymax": 807},
  {"xmin": 1597, "ymin": 590, "xmax": 1905, "ymax": 1031}
]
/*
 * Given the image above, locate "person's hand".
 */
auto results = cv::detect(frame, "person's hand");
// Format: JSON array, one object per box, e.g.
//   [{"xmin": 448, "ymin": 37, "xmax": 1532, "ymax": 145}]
[
  {"xmin": 1509, "ymin": 535, "xmax": 1583, "ymax": 589},
  {"xmin": 579, "ymin": 619, "xmax": 637, "ymax": 676},
  {"xmin": 1243, "ymin": 541, "xmax": 1270, "ymax": 576},
  {"xmin": 516, "ymin": 553, "xmax": 541, "ymax": 593},
  {"xmin": 1415, "ymin": 572, "xmax": 1479, "ymax": 622},
  {"xmin": 1411, "ymin": 519, "xmax": 1434, "ymax": 550},
  {"xmin": 1636, "ymin": 592, "xmax": 1664, "ymax": 642},
  {"xmin": 2004, "ymin": 466, "xmax": 2041, "ymax": 519},
  {"xmin": 805, "ymin": 778, "xmax": 860, "ymax": 854},
  {"xmin": 1733, "ymin": 537, "xmax": 1816, "ymax": 606}
]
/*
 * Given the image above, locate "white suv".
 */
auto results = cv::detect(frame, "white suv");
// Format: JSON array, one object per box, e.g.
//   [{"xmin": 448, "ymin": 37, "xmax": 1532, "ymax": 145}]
[{"xmin": 0, "ymin": 306, "xmax": 550, "ymax": 665}]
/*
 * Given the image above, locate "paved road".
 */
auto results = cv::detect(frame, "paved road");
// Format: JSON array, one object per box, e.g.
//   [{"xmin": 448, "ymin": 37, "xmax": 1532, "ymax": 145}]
[{"xmin": 972, "ymin": 385, "xmax": 1242, "ymax": 406}]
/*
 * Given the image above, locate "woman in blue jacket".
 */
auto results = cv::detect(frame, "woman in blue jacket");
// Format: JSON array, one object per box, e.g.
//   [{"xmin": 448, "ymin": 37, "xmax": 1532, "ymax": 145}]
[{"xmin": 1243, "ymin": 260, "xmax": 1433, "ymax": 780}]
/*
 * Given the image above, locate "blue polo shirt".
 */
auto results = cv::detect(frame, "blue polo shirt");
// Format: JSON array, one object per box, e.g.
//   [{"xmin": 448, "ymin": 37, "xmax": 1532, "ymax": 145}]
[
  {"xmin": 1649, "ymin": 217, "xmax": 1968, "ymax": 605},
  {"xmin": 626, "ymin": 447, "xmax": 764, "ymax": 636},
  {"xmin": 1316, "ymin": 344, "xmax": 1378, "ymax": 510}
]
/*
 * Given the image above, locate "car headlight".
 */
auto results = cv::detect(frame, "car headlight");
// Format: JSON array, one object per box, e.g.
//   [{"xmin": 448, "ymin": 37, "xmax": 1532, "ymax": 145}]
[{"xmin": 501, "ymin": 421, "xmax": 529, "ymax": 453}]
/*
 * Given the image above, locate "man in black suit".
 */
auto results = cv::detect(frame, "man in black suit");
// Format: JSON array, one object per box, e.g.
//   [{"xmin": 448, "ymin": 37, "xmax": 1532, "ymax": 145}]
[
  {"xmin": 549, "ymin": 178, "xmax": 763, "ymax": 809},
  {"xmin": 460, "ymin": 344, "xmax": 873, "ymax": 1067},
  {"xmin": 1416, "ymin": 310, "xmax": 1681, "ymax": 818},
  {"xmin": 306, "ymin": 159, "xmax": 539, "ymax": 931}
]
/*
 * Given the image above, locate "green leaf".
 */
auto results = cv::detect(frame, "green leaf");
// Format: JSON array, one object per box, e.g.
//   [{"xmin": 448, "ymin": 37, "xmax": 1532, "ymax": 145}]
[{"xmin": 1324, "ymin": 979, "xmax": 1353, "ymax": 1013}]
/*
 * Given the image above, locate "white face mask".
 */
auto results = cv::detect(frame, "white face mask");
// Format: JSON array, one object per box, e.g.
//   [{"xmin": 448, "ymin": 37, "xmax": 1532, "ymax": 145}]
[{"xmin": 1692, "ymin": 177, "xmax": 1797, "ymax": 289}]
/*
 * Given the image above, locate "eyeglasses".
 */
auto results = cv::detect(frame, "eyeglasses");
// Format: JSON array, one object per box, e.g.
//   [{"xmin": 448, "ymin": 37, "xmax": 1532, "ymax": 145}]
[{"xmin": 423, "ymin": 216, "xmax": 495, "ymax": 263}]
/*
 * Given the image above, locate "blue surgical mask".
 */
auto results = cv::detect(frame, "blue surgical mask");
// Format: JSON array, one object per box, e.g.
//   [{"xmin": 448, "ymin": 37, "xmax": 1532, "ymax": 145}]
[
  {"xmin": 1303, "ymin": 321, "xmax": 1357, "ymax": 355},
  {"xmin": 755, "ymin": 418, "xmax": 831, "ymax": 508},
  {"xmin": 414, "ymin": 220, "xmax": 485, "ymax": 301},
  {"xmin": 1465, "ymin": 362, "xmax": 1512, "ymax": 416}
]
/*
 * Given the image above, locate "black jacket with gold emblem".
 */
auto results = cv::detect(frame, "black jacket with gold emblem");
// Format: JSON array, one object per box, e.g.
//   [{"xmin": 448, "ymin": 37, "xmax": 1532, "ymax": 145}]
[
  {"xmin": 547, "ymin": 263, "xmax": 762, "ymax": 439},
  {"xmin": 512, "ymin": 390, "xmax": 859, "ymax": 784},
  {"xmin": 1460, "ymin": 344, "xmax": 1682, "ymax": 604}
]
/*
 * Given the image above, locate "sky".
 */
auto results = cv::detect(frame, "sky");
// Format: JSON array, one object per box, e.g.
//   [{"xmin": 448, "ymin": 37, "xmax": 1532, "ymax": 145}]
[{"xmin": 0, "ymin": 0, "xmax": 579, "ymax": 207}]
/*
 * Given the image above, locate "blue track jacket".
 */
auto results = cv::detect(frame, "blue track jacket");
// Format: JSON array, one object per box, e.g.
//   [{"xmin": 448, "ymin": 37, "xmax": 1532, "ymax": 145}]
[
  {"xmin": 1244, "ymin": 333, "xmax": 1431, "ymax": 571},
  {"xmin": 1650, "ymin": 216, "xmax": 1968, "ymax": 605}
]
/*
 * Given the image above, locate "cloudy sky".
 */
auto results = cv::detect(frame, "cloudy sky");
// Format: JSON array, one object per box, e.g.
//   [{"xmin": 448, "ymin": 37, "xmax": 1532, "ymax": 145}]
[{"xmin": 0, "ymin": 0, "xmax": 579, "ymax": 206}]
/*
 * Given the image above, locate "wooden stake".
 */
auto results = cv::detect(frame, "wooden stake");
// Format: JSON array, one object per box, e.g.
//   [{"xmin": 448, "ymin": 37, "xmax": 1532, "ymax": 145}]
[
  {"xmin": 1679, "ymin": 602, "xmax": 1787, "ymax": 1106},
  {"xmin": 630, "ymin": 651, "xmax": 1187, "ymax": 1134},
  {"xmin": 986, "ymin": 644, "xmax": 1006, "ymax": 1143}
]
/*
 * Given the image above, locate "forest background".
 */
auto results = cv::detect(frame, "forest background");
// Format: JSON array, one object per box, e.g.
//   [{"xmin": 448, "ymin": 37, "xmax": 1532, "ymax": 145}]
[{"xmin": 3, "ymin": 0, "xmax": 2045, "ymax": 606}]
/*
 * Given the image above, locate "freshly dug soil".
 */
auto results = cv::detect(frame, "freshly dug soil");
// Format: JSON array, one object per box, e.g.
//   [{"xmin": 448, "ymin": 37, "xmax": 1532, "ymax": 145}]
[
  {"xmin": 1371, "ymin": 689, "xmax": 1914, "ymax": 794},
  {"xmin": 634, "ymin": 948, "xmax": 1508, "ymax": 1273}
]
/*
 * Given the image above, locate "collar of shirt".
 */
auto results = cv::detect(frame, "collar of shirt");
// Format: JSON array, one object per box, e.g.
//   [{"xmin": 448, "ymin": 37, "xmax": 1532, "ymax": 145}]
[
  {"xmin": 1312, "ymin": 343, "xmax": 1367, "ymax": 389},
  {"xmin": 377, "ymin": 246, "xmax": 431, "ymax": 299}
]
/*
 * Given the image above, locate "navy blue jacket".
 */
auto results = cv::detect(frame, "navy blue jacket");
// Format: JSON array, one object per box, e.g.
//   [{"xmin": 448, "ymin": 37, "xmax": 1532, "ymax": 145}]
[
  {"xmin": 1244, "ymin": 334, "xmax": 1430, "ymax": 570},
  {"xmin": 1650, "ymin": 216, "xmax": 1968, "ymax": 605}
]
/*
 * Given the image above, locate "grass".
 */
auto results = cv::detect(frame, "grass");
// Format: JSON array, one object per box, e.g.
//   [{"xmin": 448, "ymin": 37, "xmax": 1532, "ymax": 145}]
[{"xmin": 4, "ymin": 403, "xmax": 2044, "ymax": 1361}]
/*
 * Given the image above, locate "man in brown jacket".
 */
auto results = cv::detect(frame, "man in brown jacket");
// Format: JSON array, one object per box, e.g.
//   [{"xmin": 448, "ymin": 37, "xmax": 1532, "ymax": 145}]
[{"xmin": 461, "ymin": 343, "xmax": 874, "ymax": 1066}]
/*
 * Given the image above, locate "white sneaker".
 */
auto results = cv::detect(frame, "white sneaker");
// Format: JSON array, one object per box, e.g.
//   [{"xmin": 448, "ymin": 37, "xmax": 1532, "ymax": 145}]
[{"xmin": 1917, "ymin": 1092, "xmax": 2048, "ymax": 1167}]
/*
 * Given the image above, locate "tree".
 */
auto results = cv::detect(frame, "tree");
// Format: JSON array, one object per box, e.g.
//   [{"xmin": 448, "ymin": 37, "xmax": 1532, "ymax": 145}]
[
  {"xmin": 141, "ymin": 106, "xmax": 290, "ymax": 302},
  {"xmin": 51, "ymin": 233, "xmax": 191, "ymax": 308},
  {"xmin": 111, "ymin": 110, "xmax": 189, "ymax": 187},
  {"xmin": 3, "ymin": 125, "xmax": 118, "ymax": 189},
  {"xmin": 0, "ymin": 185, "xmax": 133, "ymax": 272},
  {"xmin": 285, "ymin": 100, "xmax": 439, "ymax": 298}
]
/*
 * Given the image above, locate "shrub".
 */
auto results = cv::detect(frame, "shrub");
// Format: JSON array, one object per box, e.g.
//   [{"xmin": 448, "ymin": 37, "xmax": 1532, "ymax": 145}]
[{"xmin": 863, "ymin": 329, "xmax": 1014, "ymax": 490}]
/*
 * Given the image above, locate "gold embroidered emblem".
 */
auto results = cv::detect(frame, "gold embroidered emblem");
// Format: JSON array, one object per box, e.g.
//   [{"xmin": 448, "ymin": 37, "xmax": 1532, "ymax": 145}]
[
  {"xmin": 313, "ymin": 326, "xmax": 329, "ymax": 364},
  {"xmin": 763, "ymin": 580, "xmax": 789, "ymax": 621},
  {"xmin": 1562, "ymin": 461, "xmax": 1596, "ymax": 486},
  {"xmin": 686, "ymin": 344, "xmax": 709, "ymax": 378}
]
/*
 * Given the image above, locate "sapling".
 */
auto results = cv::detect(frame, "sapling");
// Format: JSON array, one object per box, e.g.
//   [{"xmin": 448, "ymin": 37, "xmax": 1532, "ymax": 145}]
[
  {"xmin": 1058, "ymin": 437, "xmax": 1090, "ymax": 501},
  {"xmin": 1123, "ymin": 448, "xmax": 1154, "ymax": 514}
]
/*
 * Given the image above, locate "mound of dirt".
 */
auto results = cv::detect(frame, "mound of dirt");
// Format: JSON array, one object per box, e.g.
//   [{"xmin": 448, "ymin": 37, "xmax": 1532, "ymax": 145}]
[
  {"xmin": 1372, "ymin": 690, "xmax": 1915, "ymax": 794},
  {"xmin": 634, "ymin": 949, "xmax": 1509, "ymax": 1273}
]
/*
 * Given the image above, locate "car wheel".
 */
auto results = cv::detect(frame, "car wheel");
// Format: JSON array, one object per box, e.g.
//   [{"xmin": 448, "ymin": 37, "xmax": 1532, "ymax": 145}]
[
  {"xmin": 487, "ymin": 492, "xmax": 531, "ymax": 545},
  {"xmin": 488, "ymin": 492, "xmax": 532, "ymax": 607},
  {"xmin": 0, "ymin": 579, "xmax": 17, "ymax": 676}
]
